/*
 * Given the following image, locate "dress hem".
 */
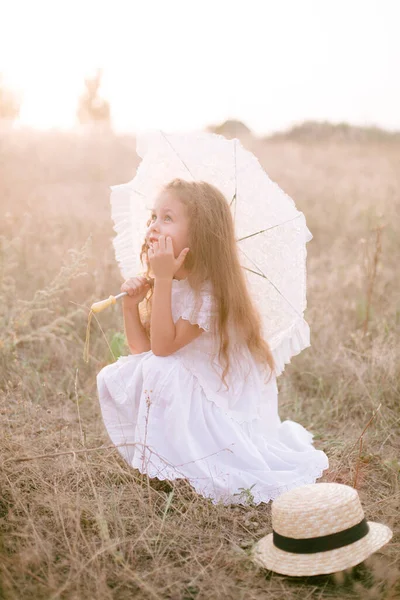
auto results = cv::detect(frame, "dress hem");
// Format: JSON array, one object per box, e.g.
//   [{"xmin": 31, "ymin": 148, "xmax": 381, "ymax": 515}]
[{"xmin": 128, "ymin": 451, "xmax": 329, "ymax": 507}]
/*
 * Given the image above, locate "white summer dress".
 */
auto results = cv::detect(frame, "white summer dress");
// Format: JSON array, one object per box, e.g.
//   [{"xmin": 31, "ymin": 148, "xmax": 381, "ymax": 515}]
[{"xmin": 96, "ymin": 277, "xmax": 329, "ymax": 506}]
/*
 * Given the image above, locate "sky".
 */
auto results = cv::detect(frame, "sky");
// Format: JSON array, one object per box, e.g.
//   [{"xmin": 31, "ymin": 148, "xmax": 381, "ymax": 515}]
[{"xmin": 0, "ymin": 0, "xmax": 399, "ymax": 136}]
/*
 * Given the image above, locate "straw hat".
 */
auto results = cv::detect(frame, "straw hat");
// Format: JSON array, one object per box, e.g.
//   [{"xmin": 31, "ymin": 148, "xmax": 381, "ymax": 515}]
[{"xmin": 252, "ymin": 482, "xmax": 392, "ymax": 576}]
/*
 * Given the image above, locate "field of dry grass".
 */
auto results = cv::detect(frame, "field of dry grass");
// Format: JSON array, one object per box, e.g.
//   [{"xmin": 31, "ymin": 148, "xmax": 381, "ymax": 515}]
[{"xmin": 0, "ymin": 128, "xmax": 399, "ymax": 599}]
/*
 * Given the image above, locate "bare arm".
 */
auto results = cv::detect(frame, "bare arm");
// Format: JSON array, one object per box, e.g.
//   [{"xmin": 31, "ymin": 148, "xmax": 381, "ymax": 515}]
[
  {"xmin": 150, "ymin": 277, "xmax": 204, "ymax": 356},
  {"xmin": 123, "ymin": 302, "xmax": 151, "ymax": 354},
  {"xmin": 150, "ymin": 278, "xmax": 176, "ymax": 355}
]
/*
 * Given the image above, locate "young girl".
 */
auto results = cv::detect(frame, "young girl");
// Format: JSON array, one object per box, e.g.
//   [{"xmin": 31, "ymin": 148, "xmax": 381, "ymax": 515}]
[{"xmin": 96, "ymin": 178, "xmax": 329, "ymax": 506}]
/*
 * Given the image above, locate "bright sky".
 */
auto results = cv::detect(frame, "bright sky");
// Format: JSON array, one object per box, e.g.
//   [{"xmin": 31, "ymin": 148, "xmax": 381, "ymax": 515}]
[{"xmin": 1, "ymin": 0, "xmax": 399, "ymax": 135}]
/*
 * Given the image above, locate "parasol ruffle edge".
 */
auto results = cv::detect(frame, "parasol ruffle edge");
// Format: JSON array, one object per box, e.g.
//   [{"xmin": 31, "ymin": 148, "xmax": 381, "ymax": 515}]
[
  {"xmin": 110, "ymin": 183, "xmax": 140, "ymax": 280},
  {"xmin": 269, "ymin": 317, "xmax": 311, "ymax": 378}
]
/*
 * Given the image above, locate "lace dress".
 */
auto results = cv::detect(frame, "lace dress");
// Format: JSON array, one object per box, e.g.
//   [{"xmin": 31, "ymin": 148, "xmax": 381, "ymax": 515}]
[{"xmin": 96, "ymin": 277, "xmax": 329, "ymax": 506}]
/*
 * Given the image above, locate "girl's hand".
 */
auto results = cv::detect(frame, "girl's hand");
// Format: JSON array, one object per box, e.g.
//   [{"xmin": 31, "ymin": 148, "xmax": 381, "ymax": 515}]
[
  {"xmin": 148, "ymin": 235, "xmax": 189, "ymax": 280},
  {"xmin": 121, "ymin": 276, "xmax": 152, "ymax": 309}
]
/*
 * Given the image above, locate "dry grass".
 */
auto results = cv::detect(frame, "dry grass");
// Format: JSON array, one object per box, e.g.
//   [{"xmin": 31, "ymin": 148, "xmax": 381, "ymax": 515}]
[{"xmin": 0, "ymin": 128, "xmax": 399, "ymax": 599}]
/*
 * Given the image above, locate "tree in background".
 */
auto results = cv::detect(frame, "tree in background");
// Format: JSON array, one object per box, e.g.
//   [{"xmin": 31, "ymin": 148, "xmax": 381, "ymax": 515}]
[
  {"xmin": 76, "ymin": 68, "xmax": 111, "ymax": 127},
  {"xmin": 0, "ymin": 74, "xmax": 20, "ymax": 122},
  {"xmin": 206, "ymin": 119, "xmax": 252, "ymax": 141}
]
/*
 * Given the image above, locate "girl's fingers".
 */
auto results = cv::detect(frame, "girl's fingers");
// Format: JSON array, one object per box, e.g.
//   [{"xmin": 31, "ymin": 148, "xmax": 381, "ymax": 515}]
[
  {"xmin": 166, "ymin": 236, "xmax": 173, "ymax": 252},
  {"xmin": 121, "ymin": 276, "xmax": 150, "ymax": 296},
  {"xmin": 158, "ymin": 235, "xmax": 166, "ymax": 251}
]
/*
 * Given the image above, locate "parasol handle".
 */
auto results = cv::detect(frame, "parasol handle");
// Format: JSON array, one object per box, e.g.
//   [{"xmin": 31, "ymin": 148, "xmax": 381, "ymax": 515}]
[{"xmin": 90, "ymin": 292, "xmax": 128, "ymax": 313}]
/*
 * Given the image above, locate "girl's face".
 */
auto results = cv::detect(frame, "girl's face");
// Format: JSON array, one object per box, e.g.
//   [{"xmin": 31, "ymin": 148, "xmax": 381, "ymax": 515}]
[{"xmin": 146, "ymin": 190, "xmax": 190, "ymax": 264}]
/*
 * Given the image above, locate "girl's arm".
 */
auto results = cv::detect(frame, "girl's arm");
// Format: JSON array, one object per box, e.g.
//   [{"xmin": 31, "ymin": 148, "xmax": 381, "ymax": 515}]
[
  {"xmin": 150, "ymin": 278, "xmax": 175, "ymax": 355},
  {"xmin": 150, "ymin": 277, "xmax": 203, "ymax": 356},
  {"xmin": 123, "ymin": 303, "xmax": 151, "ymax": 354}
]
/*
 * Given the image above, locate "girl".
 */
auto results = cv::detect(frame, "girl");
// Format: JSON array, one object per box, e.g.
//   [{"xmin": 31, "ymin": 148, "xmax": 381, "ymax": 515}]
[{"xmin": 96, "ymin": 178, "xmax": 329, "ymax": 506}]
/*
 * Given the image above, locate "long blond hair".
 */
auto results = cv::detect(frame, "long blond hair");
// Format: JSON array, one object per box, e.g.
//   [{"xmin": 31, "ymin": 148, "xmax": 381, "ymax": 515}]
[{"xmin": 139, "ymin": 178, "xmax": 276, "ymax": 387}]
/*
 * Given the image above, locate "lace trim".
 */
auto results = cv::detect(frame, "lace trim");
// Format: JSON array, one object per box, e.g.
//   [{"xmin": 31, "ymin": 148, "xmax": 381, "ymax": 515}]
[
  {"xmin": 172, "ymin": 277, "xmax": 189, "ymax": 286},
  {"xmin": 172, "ymin": 280, "xmax": 216, "ymax": 333},
  {"xmin": 180, "ymin": 314, "xmax": 212, "ymax": 332},
  {"xmin": 239, "ymin": 463, "xmax": 329, "ymax": 507},
  {"xmin": 180, "ymin": 293, "xmax": 216, "ymax": 332},
  {"xmin": 132, "ymin": 453, "xmax": 329, "ymax": 507}
]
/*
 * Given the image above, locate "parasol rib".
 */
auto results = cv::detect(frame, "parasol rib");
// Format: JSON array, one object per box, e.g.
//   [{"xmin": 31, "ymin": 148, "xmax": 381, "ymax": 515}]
[
  {"xmin": 237, "ymin": 214, "xmax": 302, "ymax": 243},
  {"xmin": 160, "ymin": 130, "xmax": 195, "ymax": 179},
  {"xmin": 238, "ymin": 246, "xmax": 305, "ymax": 321}
]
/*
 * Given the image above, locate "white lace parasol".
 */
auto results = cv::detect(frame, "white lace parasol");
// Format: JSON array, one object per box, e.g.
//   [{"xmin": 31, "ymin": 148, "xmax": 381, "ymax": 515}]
[{"xmin": 109, "ymin": 130, "xmax": 313, "ymax": 376}]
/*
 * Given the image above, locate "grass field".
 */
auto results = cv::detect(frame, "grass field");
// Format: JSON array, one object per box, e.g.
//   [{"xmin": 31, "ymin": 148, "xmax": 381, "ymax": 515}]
[{"xmin": 0, "ymin": 128, "xmax": 399, "ymax": 599}]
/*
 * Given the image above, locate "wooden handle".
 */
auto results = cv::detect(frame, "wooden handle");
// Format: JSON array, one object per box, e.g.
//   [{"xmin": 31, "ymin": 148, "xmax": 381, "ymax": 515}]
[{"xmin": 90, "ymin": 295, "xmax": 118, "ymax": 313}]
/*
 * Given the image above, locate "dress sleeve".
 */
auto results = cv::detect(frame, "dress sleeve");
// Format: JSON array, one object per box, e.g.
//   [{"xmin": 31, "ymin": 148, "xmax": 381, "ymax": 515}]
[{"xmin": 179, "ymin": 286, "xmax": 217, "ymax": 332}]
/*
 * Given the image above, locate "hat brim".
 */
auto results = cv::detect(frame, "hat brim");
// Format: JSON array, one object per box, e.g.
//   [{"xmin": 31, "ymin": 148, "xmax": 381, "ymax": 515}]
[{"xmin": 251, "ymin": 521, "xmax": 392, "ymax": 577}]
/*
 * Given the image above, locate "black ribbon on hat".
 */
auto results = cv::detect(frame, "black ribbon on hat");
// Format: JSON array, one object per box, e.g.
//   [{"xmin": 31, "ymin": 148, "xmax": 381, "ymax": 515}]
[{"xmin": 273, "ymin": 518, "xmax": 370, "ymax": 554}]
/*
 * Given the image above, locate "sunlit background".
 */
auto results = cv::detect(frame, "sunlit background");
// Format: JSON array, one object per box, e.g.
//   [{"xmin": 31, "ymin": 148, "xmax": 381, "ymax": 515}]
[
  {"xmin": 1, "ymin": 0, "xmax": 399, "ymax": 135},
  {"xmin": 1, "ymin": 3, "xmax": 400, "ymax": 596}
]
